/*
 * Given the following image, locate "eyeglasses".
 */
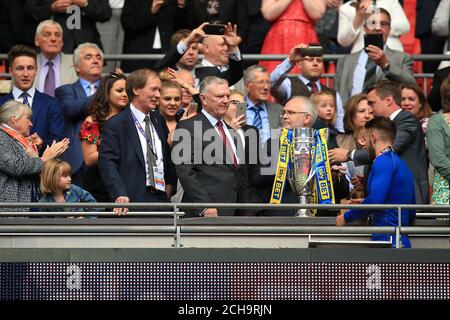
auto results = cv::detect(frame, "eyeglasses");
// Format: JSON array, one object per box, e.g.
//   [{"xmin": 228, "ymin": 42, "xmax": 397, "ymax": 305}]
[{"xmin": 281, "ymin": 110, "xmax": 310, "ymax": 117}]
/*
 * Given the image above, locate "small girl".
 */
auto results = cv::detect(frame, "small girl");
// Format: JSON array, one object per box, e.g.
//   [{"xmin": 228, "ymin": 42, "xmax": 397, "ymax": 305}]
[
  {"xmin": 310, "ymin": 91, "xmax": 341, "ymax": 150},
  {"xmin": 39, "ymin": 159, "xmax": 98, "ymax": 212}
]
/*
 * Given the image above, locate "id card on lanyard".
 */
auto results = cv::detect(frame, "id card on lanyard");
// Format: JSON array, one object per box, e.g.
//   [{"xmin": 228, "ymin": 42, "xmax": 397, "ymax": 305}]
[{"xmin": 131, "ymin": 112, "xmax": 166, "ymax": 191}]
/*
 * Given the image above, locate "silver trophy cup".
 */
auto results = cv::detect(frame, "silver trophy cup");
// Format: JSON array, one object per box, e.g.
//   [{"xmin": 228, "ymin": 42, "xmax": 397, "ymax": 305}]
[{"xmin": 288, "ymin": 127, "xmax": 316, "ymax": 217}]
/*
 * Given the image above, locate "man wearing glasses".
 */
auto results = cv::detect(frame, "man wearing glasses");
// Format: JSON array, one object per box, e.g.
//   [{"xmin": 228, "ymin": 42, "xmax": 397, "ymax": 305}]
[
  {"xmin": 334, "ymin": 8, "xmax": 415, "ymax": 105},
  {"xmin": 253, "ymin": 96, "xmax": 318, "ymax": 216}
]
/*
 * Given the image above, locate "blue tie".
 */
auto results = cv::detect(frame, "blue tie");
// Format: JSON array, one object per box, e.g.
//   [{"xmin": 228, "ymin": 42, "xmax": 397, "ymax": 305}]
[
  {"xmin": 251, "ymin": 105, "xmax": 263, "ymax": 132},
  {"xmin": 20, "ymin": 92, "xmax": 30, "ymax": 107}
]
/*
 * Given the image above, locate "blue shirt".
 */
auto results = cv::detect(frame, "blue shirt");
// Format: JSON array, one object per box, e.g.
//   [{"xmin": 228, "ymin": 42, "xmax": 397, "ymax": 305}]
[
  {"xmin": 245, "ymin": 97, "xmax": 271, "ymax": 144},
  {"xmin": 344, "ymin": 150, "xmax": 416, "ymax": 248},
  {"xmin": 79, "ymin": 78, "xmax": 100, "ymax": 97}
]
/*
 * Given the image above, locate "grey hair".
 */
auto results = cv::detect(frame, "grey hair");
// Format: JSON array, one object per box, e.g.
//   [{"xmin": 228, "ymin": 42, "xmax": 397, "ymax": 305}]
[
  {"xmin": 290, "ymin": 96, "xmax": 318, "ymax": 124},
  {"xmin": 243, "ymin": 65, "xmax": 268, "ymax": 83},
  {"xmin": 73, "ymin": 42, "xmax": 104, "ymax": 66},
  {"xmin": 36, "ymin": 20, "xmax": 63, "ymax": 36},
  {"xmin": 0, "ymin": 100, "xmax": 32, "ymax": 125},
  {"xmin": 199, "ymin": 76, "xmax": 229, "ymax": 95}
]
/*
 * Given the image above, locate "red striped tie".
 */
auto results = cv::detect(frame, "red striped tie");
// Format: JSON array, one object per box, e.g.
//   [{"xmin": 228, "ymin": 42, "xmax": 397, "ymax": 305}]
[{"xmin": 216, "ymin": 120, "xmax": 237, "ymax": 170}]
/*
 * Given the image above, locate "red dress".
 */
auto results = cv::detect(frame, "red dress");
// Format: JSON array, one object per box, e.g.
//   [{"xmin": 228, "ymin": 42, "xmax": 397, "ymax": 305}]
[{"xmin": 260, "ymin": 0, "xmax": 319, "ymax": 74}]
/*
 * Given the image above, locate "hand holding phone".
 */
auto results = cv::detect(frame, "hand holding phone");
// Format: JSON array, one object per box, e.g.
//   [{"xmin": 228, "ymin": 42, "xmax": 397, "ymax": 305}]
[
  {"xmin": 203, "ymin": 24, "xmax": 226, "ymax": 35},
  {"xmin": 299, "ymin": 46, "xmax": 323, "ymax": 57}
]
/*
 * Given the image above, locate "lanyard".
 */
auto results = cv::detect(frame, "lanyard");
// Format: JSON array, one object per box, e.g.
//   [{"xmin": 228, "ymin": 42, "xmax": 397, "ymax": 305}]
[{"xmin": 131, "ymin": 111, "xmax": 158, "ymax": 160}]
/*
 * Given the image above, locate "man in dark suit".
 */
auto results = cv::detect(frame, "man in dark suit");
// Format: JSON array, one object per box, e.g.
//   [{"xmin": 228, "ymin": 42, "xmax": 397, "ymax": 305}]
[
  {"xmin": 0, "ymin": 0, "xmax": 37, "ymax": 50},
  {"xmin": 99, "ymin": 69, "xmax": 176, "ymax": 213},
  {"xmin": 271, "ymin": 44, "xmax": 345, "ymax": 133},
  {"xmin": 329, "ymin": 81, "xmax": 429, "ymax": 204},
  {"xmin": 334, "ymin": 8, "xmax": 415, "ymax": 105},
  {"xmin": 428, "ymin": 66, "xmax": 450, "ymax": 112},
  {"xmin": 24, "ymin": 0, "xmax": 112, "ymax": 54},
  {"xmin": 55, "ymin": 43, "xmax": 104, "ymax": 186},
  {"xmin": 0, "ymin": 45, "xmax": 65, "ymax": 151},
  {"xmin": 172, "ymin": 76, "xmax": 244, "ymax": 217}
]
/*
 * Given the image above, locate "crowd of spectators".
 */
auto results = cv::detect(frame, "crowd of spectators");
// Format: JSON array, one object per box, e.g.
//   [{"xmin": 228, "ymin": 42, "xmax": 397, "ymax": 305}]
[{"xmin": 0, "ymin": 1, "xmax": 449, "ymax": 247}]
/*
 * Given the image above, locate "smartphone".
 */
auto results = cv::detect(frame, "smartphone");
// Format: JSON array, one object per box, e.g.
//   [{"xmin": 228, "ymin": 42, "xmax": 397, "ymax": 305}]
[
  {"xmin": 364, "ymin": 33, "xmax": 384, "ymax": 52},
  {"xmin": 299, "ymin": 46, "xmax": 323, "ymax": 57},
  {"xmin": 203, "ymin": 24, "xmax": 226, "ymax": 35},
  {"xmin": 235, "ymin": 102, "xmax": 247, "ymax": 119}
]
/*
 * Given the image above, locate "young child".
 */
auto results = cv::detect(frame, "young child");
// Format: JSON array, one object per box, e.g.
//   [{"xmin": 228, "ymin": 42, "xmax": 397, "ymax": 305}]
[
  {"xmin": 310, "ymin": 91, "xmax": 341, "ymax": 150},
  {"xmin": 39, "ymin": 159, "xmax": 98, "ymax": 212},
  {"xmin": 346, "ymin": 126, "xmax": 371, "ymax": 199}
]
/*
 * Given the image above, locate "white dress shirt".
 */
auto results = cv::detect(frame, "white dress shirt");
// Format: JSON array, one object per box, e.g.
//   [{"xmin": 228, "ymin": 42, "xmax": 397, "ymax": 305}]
[{"xmin": 130, "ymin": 103, "xmax": 164, "ymax": 186}]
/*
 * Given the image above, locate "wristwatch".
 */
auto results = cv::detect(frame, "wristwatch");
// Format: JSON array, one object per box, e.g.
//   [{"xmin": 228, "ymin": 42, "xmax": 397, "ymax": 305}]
[
  {"xmin": 382, "ymin": 62, "xmax": 390, "ymax": 72},
  {"xmin": 346, "ymin": 150, "xmax": 353, "ymax": 162}
]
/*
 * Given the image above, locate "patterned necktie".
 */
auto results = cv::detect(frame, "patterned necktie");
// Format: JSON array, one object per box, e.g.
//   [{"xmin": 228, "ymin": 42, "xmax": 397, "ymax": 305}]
[
  {"xmin": 20, "ymin": 92, "xmax": 30, "ymax": 107},
  {"xmin": 44, "ymin": 60, "xmax": 55, "ymax": 97},
  {"xmin": 216, "ymin": 120, "xmax": 237, "ymax": 170},
  {"xmin": 362, "ymin": 58, "xmax": 377, "ymax": 93},
  {"xmin": 308, "ymin": 81, "xmax": 318, "ymax": 93},
  {"xmin": 89, "ymin": 83, "xmax": 97, "ymax": 96},
  {"xmin": 144, "ymin": 115, "xmax": 156, "ymax": 187},
  {"xmin": 251, "ymin": 105, "xmax": 263, "ymax": 132}
]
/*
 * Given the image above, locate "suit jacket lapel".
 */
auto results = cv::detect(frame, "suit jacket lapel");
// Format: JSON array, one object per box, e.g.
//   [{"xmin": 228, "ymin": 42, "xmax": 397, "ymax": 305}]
[
  {"xmin": 74, "ymin": 79, "xmax": 87, "ymax": 97},
  {"xmin": 30, "ymin": 91, "xmax": 43, "ymax": 125},
  {"xmin": 124, "ymin": 107, "xmax": 146, "ymax": 169}
]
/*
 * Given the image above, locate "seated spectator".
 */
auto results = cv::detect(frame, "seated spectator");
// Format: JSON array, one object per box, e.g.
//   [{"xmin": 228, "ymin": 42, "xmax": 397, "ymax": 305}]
[
  {"xmin": 159, "ymin": 81, "xmax": 183, "ymax": 135},
  {"xmin": 79, "ymin": 72, "xmax": 128, "ymax": 203},
  {"xmin": 337, "ymin": 0, "xmax": 409, "ymax": 52},
  {"xmin": 55, "ymin": 43, "xmax": 104, "ymax": 186},
  {"xmin": 400, "ymin": 83, "xmax": 433, "ymax": 136},
  {"xmin": 39, "ymin": 159, "xmax": 98, "ymax": 212},
  {"xmin": 33, "ymin": 20, "xmax": 77, "ymax": 97},
  {"xmin": 270, "ymin": 43, "xmax": 345, "ymax": 132},
  {"xmin": 25, "ymin": 0, "xmax": 112, "ymax": 53},
  {"xmin": 426, "ymin": 76, "xmax": 450, "ymax": 205},
  {"xmin": 0, "ymin": 45, "xmax": 65, "ymax": 152},
  {"xmin": 0, "ymin": 100, "xmax": 69, "ymax": 211},
  {"xmin": 336, "ymin": 117, "xmax": 416, "ymax": 248},
  {"xmin": 120, "ymin": 0, "xmax": 186, "ymax": 72},
  {"xmin": 334, "ymin": 8, "xmax": 415, "ymax": 104},
  {"xmin": 244, "ymin": 65, "xmax": 283, "ymax": 145},
  {"xmin": 99, "ymin": 69, "xmax": 176, "ymax": 215}
]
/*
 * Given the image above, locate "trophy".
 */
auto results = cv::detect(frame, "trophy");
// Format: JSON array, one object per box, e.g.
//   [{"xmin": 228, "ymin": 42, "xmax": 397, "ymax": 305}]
[{"xmin": 288, "ymin": 127, "xmax": 316, "ymax": 217}]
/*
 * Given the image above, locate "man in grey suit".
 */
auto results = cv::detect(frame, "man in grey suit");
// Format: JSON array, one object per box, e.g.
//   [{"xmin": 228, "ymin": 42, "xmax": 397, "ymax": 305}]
[
  {"xmin": 329, "ymin": 81, "xmax": 429, "ymax": 204},
  {"xmin": 334, "ymin": 8, "xmax": 415, "ymax": 105},
  {"xmin": 243, "ymin": 65, "xmax": 283, "ymax": 145},
  {"xmin": 33, "ymin": 20, "xmax": 77, "ymax": 97}
]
